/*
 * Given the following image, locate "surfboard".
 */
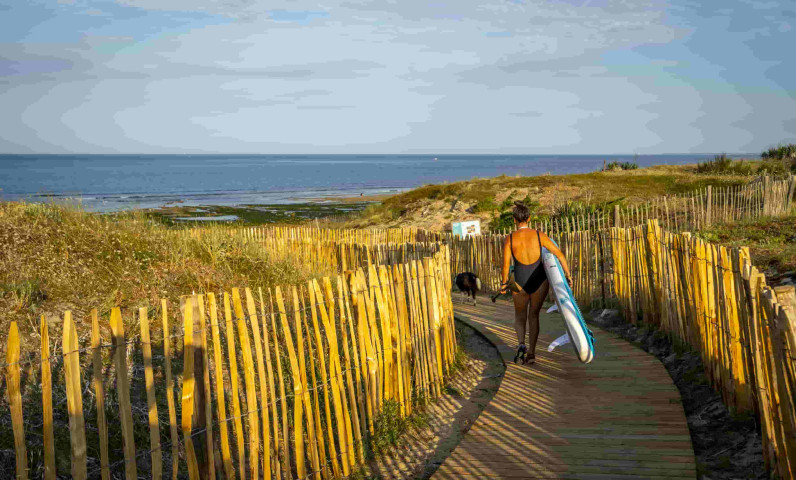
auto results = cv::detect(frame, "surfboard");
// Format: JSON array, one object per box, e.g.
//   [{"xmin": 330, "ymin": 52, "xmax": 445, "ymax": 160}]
[{"xmin": 541, "ymin": 243, "xmax": 595, "ymax": 363}]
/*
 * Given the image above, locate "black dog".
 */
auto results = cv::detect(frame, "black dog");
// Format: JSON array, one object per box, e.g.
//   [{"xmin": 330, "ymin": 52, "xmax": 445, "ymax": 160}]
[{"xmin": 455, "ymin": 272, "xmax": 482, "ymax": 305}]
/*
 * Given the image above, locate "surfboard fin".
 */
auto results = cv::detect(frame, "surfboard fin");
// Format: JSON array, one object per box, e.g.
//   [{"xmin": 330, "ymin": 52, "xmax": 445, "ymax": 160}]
[{"xmin": 548, "ymin": 333, "xmax": 571, "ymax": 352}]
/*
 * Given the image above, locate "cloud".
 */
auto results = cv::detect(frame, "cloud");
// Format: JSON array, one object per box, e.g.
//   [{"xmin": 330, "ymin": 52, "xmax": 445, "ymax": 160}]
[{"xmin": 0, "ymin": 0, "xmax": 794, "ymax": 153}]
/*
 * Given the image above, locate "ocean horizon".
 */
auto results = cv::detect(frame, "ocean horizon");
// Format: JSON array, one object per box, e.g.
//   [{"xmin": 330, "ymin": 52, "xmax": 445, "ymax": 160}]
[{"xmin": 0, "ymin": 153, "xmax": 755, "ymax": 212}]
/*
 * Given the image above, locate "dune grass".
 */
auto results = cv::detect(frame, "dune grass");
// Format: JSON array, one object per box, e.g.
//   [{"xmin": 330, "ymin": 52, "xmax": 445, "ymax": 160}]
[
  {"xmin": 349, "ymin": 163, "xmax": 754, "ymax": 229},
  {"xmin": 0, "ymin": 202, "xmax": 315, "ymax": 348}
]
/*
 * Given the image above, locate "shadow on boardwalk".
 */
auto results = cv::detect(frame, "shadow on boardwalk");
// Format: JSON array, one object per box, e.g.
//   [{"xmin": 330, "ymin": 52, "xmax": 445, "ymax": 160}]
[{"xmin": 430, "ymin": 300, "xmax": 697, "ymax": 480}]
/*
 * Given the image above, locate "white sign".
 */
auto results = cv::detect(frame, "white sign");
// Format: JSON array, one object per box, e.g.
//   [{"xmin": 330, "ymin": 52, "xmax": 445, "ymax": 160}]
[{"xmin": 452, "ymin": 220, "xmax": 481, "ymax": 238}]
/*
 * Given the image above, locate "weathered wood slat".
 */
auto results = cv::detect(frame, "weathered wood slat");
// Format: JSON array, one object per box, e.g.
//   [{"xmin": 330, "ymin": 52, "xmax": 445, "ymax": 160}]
[
  {"xmin": 5, "ymin": 321, "xmax": 28, "ymax": 480},
  {"xmin": 161, "ymin": 300, "xmax": 180, "ymax": 480},
  {"xmin": 41, "ymin": 316, "xmax": 55, "ymax": 480},
  {"xmin": 140, "ymin": 307, "xmax": 162, "ymax": 479}
]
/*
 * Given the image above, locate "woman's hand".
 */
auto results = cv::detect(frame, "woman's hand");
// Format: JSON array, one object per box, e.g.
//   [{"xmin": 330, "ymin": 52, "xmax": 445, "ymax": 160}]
[
  {"xmin": 499, "ymin": 282, "xmax": 508, "ymax": 295},
  {"xmin": 565, "ymin": 273, "xmax": 573, "ymax": 288}
]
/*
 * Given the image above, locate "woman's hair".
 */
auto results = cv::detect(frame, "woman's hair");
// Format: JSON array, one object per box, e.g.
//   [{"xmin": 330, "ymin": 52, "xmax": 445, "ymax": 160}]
[{"xmin": 512, "ymin": 201, "xmax": 530, "ymax": 223}]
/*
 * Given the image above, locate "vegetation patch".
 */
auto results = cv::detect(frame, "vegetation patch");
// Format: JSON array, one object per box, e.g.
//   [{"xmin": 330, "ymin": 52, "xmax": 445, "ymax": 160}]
[
  {"xmin": 146, "ymin": 202, "xmax": 371, "ymax": 226},
  {"xmin": 348, "ymin": 163, "xmax": 753, "ymax": 231},
  {"xmin": 0, "ymin": 202, "xmax": 318, "ymax": 345},
  {"xmin": 695, "ymin": 154, "xmax": 755, "ymax": 176},
  {"xmin": 371, "ymin": 400, "xmax": 430, "ymax": 456},
  {"xmin": 697, "ymin": 216, "xmax": 796, "ymax": 276},
  {"xmin": 605, "ymin": 161, "xmax": 638, "ymax": 171}
]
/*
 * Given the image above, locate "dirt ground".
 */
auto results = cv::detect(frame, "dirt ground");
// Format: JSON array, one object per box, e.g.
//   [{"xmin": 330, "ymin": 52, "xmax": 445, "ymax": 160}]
[
  {"xmin": 588, "ymin": 309, "xmax": 766, "ymax": 480},
  {"xmin": 366, "ymin": 318, "xmax": 505, "ymax": 479}
]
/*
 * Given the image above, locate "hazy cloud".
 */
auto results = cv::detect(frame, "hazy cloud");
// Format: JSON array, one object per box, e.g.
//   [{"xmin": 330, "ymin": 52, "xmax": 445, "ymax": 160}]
[{"xmin": 0, "ymin": 0, "xmax": 793, "ymax": 153}]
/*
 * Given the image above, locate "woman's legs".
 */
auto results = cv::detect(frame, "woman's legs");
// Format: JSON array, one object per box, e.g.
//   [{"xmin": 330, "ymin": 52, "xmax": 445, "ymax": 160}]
[
  {"xmin": 512, "ymin": 289, "xmax": 531, "ymax": 345},
  {"xmin": 526, "ymin": 281, "xmax": 549, "ymax": 356}
]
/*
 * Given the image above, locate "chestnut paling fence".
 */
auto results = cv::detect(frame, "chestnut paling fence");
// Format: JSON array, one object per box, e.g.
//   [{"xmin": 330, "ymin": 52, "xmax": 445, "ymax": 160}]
[
  {"xmin": 607, "ymin": 220, "xmax": 795, "ymax": 479},
  {"xmin": 2, "ymin": 248, "xmax": 456, "ymax": 480}
]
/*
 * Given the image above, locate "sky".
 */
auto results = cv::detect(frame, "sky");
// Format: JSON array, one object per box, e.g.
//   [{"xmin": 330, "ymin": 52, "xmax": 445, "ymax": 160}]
[{"xmin": 0, "ymin": 0, "xmax": 794, "ymax": 154}]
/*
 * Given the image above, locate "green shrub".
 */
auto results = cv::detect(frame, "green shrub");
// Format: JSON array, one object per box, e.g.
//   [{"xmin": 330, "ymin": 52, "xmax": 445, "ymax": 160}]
[
  {"xmin": 757, "ymin": 159, "xmax": 790, "ymax": 176},
  {"xmin": 606, "ymin": 161, "xmax": 638, "ymax": 171},
  {"xmin": 471, "ymin": 197, "xmax": 497, "ymax": 213},
  {"xmin": 695, "ymin": 154, "xmax": 753, "ymax": 175},
  {"xmin": 761, "ymin": 143, "xmax": 796, "ymax": 160}
]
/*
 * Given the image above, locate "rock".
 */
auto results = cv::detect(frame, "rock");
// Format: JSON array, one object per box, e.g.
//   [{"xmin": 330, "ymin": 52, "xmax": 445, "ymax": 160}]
[{"xmin": 588, "ymin": 308, "xmax": 622, "ymax": 327}]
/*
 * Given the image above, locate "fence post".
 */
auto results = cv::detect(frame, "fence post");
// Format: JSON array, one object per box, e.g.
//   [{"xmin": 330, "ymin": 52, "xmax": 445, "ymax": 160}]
[
  {"xmin": 786, "ymin": 174, "xmax": 795, "ymax": 212},
  {"xmin": 706, "ymin": 185, "xmax": 712, "ymax": 226},
  {"xmin": 5, "ymin": 321, "xmax": 27, "ymax": 480},
  {"xmin": 613, "ymin": 205, "xmax": 620, "ymax": 228}
]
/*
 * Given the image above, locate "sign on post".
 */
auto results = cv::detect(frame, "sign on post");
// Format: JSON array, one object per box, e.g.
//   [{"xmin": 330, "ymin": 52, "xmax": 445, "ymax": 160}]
[{"xmin": 452, "ymin": 220, "xmax": 481, "ymax": 238}]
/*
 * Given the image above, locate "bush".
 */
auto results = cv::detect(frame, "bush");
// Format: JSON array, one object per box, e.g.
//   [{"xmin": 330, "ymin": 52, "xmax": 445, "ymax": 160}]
[
  {"xmin": 761, "ymin": 144, "xmax": 796, "ymax": 160},
  {"xmin": 606, "ymin": 161, "xmax": 638, "ymax": 171},
  {"xmin": 695, "ymin": 154, "xmax": 754, "ymax": 176},
  {"xmin": 471, "ymin": 197, "xmax": 497, "ymax": 213},
  {"xmin": 488, "ymin": 197, "xmax": 542, "ymax": 232},
  {"xmin": 489, "ymin": 211, "xmax": 515, "ymax": 232},
  {"xmin": 757, "ymin": 159, "xmax": 790, "ymax": 176},
  {"xmin": 761, "ymin": 144, "xmax": 796, "ymax": 175}
]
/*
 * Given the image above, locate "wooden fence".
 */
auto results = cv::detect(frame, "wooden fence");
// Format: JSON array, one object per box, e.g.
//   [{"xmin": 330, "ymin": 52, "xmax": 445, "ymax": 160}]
[
  {"xmin": 2, "ymin": 248, "xmax": 456, "ymax": 480},
  {"xmin": 187, "ymin": 225, "xmax": 449, "ymax": 246},
  {"xmin": 607, "ymin": 220, "xmax": 795, "ymax": 478},
  {"xmin": 493, "ymin": 174, "xmax": 795, "ymax": 237}
]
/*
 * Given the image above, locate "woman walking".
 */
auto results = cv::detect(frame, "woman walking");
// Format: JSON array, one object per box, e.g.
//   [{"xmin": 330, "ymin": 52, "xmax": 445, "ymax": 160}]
[{"xmin": 499, "ymin": 202, "xmax": 572, "ymax": 365}]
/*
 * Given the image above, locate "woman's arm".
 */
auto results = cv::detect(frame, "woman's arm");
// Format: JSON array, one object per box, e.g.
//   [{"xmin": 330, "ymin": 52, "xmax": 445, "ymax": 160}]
[
  {"xmin": 540, "ymin": 232, "xmax": 573, "ymax": 286},
  {"xmin": 500, "ymin": 235, "xmax": 512, "ymax": 294}
]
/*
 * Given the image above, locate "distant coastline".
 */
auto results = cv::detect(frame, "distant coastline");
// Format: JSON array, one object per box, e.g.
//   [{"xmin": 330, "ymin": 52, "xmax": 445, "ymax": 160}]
[{"xmin": 0, "ymin": 153, "xmax": 756, "ymax": 214}]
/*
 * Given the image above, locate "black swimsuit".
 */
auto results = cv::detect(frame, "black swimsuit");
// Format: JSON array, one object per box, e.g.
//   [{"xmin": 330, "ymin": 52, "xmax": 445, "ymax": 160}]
[{"xmin": 510, "ymin": 229, "xmax": 548, "ymax": 295}]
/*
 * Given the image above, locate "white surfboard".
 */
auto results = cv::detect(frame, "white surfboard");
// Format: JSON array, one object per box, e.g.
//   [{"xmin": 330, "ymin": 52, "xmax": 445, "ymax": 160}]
[{"xmin": 541, "ymin": 245, "xmax": 595, "ymax": 363}]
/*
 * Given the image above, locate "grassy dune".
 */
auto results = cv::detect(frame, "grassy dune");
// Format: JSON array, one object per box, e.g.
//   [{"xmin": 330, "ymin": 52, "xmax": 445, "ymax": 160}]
[
  {"xmin": 0, "ymin": 202, "xmax": 317, "ymax": 347},
  {"xmin": 698, "ymin": 217, "xmax": 796, "ymax": 277},
  {"xmin": 346, "ymin": 163, "xmax": 758, "ymax": 231}
]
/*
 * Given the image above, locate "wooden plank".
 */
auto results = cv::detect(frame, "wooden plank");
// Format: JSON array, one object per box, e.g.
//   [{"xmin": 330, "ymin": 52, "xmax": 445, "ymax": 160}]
[
  {"xmin": 323, "ymin": 277, "xmax": 356, "ymax": 470},
  {"xmin": 296, "ymin": 286, "xmax": 325, "ymax": 478},
  {"xmin": 232, "ymin": 288, "xmax": 260, "ymax": 480},
  {"xmin": 64, "ymin": 311, "xmax": 87, "ymax": 479},
  {"xmin": 268, "ymin": 289, "xmax": 293, "ymax": 478},
  {"xmin": 110, "ymin": 308, "xmax": 137, "ymax": 480},
  {"xmin": 161, "ymin": 300, "xmax": 180, "ymax": 480},
  {"xmin": 243, "ymin": 288, "xmax": 271, "ymax": 479},
  {"xmin": 5, "ymin": 321, "xmax": 28, "ymax": 480},
  {"xmin": 342, "ymin": 272, "xmax": 369, "ymax": 458},
  {"xmin": 315, "ymin": 278, "xmax": 352, "ymax": 476},
  {"xmin": 275, "ymin": 286, "xmax": 307, "ymax": 479},
  {"xmin": 196, "ymin": 295, "xmax": 216, "ymax": 480},
  {"xmin": 140, "ymin": 307, "xmax": 162, "ymax": 479},
  {"xmin": 90, "ymin": 310, "xmax": 111, "ymax": 480},
  {"xmin": 208, "ymin": 293, "xmax": 235, "ymax": 480},
  {"xmin": 336, "ymin": 275, "xmax": 365, "ymax": 463},
  {"xmin": 41, "ymin": 315, "xmax": 55, "ymax": 480},
  {"xmin": 180, "ymin": 297, "xmax": 200, "ymax": 480},
  {"xmin": 299, "ymin": 285, "xmax": 327, "ymax": 480},
  {"xmin": 258, "ymin": 287, "xmax": 283, "ymax": 478},
  {"xmin": 223, "ymin": 293, "xmax": 247, "ymax": 480}
]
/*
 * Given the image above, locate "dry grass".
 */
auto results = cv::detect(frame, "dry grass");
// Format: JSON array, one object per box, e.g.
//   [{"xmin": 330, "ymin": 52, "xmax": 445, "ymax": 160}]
[{"xmin": 0, "ymin": 202, "xmax": 315, "ymax": 349}]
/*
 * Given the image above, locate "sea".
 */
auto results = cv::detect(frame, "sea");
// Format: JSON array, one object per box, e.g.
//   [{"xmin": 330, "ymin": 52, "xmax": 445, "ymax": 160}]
[{"xmin": 0, "ymin": 154, "xmax": 752, "ymax": 212}]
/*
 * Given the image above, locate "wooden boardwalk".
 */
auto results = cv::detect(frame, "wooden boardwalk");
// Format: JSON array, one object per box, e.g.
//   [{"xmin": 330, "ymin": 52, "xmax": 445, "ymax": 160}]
[{"xmin": 432, "ymin": 300, "xmax": 697, "ymax": 480}]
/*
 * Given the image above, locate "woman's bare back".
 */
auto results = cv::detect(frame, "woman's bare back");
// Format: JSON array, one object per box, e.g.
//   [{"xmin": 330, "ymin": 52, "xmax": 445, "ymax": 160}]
[{"xmin": 510, "ymin": 228, "xmax": 543, "ymax": 264}]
